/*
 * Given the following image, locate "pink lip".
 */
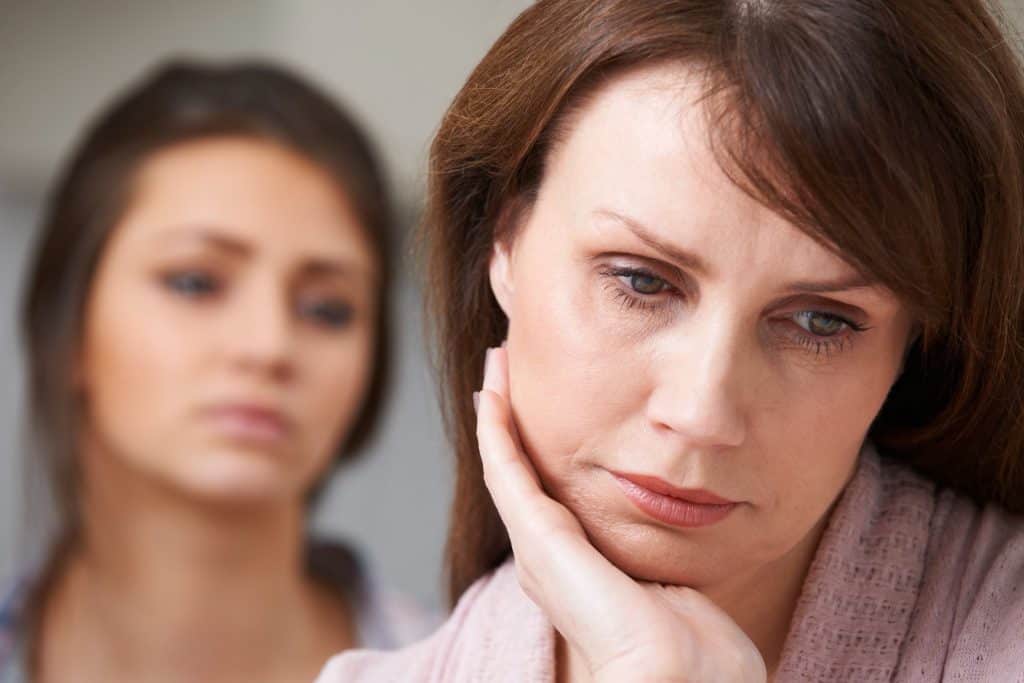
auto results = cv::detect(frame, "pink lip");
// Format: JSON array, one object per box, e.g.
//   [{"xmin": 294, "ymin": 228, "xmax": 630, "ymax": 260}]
[
  {"xmin": 610, "ymin": 471, "xmax": 738, "ymax": 528},
  {"xmin": 203, "ymin": 403, "xmax": 292, "ymax": 444}
]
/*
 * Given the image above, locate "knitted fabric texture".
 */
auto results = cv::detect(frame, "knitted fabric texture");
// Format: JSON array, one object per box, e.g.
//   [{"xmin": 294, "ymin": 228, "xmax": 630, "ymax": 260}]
[{"xmin": 317, "ymin": 446, "xmax": 1024, "ymax": 682}]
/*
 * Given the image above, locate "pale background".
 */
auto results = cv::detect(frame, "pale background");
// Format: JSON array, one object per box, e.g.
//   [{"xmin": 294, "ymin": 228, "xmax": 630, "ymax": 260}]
[{"xmin": 0, "ymin": 0, "xmax": 1021, "ymax": 611}]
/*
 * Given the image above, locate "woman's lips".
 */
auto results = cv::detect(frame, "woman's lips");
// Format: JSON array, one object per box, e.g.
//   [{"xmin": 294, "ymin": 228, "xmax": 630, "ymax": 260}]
[
  {"xmin": 203, "ymin": 403, "xmax": 292, "ymax": 444},
  {"xmin": 609, "ymin": 471, "xmax": 738, "ymax": 528}
]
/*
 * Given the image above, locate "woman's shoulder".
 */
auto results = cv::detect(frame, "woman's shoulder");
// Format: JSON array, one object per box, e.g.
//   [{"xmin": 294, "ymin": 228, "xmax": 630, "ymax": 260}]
[
  {"xmin": 780, "ymin": 447, "xmax": 1024, "ymax": 679},
  {"xmin": 355, "ymin": 571, "xmax": 441, "ymax": 649},
  {"xmin": 904, "ymin": 477, "xmax": 1024, "ymax": 678},
  {"xmin": 307, "ymin": 538, "xmax": 439, "ymax": 650},
  {"xmin": 315, "ymin": 560, "xmax": 555, "ymax": 683},
  {"xmin": 883, "ymin": 453, "xmax": 1024, "ymax": 605},
  {"xmin": 863, "ymin": 451, "xmax": 1024, "ymax": 678},
  {"xmin": 872, "ymin": 449, "xmax": 1024, "ymax": 605}
]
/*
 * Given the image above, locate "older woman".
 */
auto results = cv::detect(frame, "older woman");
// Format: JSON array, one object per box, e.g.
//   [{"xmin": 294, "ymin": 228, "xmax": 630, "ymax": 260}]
[{"xmin": 319, "ymin": 0, "xmax": 1024, "ymax": 680}]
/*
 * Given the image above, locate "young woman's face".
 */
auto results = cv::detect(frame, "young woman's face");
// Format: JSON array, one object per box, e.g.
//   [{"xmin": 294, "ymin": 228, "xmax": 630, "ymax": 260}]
[
  {"xmin": 490, "ymin": 64, "xmax": 914, "ymax": 590},
  {"xmin": 79, "ymin": 137, "xmax": 377, "ymax": 503}
]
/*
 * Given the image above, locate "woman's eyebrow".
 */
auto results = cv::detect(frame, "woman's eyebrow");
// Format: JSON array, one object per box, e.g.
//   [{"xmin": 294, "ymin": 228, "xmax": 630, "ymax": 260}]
[
  {"xmin": 156, "ymin": 225, "xmax": 250, "ymax": 255},
  {"xmin": 155, "ymin": 226, "xmax": 372, "ymax": 280},
  {"xmin": 594, "ymin": 208, "xmax": 879, "ymax": 295},
  {"xmin": 300, "ymin": 258, "xmax": 371, "ymax": 281},
  {"xmin": 782, "ymin": 275, "xmax": 876, "ymax": 294},
  {"xmin": 593, "ymin": 208, "xmax": 711, "ymax": 276}
]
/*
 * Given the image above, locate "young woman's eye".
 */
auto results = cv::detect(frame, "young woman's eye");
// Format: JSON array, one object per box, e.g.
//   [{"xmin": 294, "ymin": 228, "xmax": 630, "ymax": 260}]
[
  {"xmin": 163, "ymin": 271, "xmax": 219, "ymax": 298},
  {"xmin": 793, "ymin": 311, "xmax": 850, "ymax": 337},
  {"xmin": 300, "ymin": 299, "xmax": 354, "ymax": 329}
]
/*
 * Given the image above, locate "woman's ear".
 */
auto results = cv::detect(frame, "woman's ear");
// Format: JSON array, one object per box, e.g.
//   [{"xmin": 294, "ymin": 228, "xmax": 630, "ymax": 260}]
[
  {"xmin": 489, "ymin": 240, "xmax": 515, "ymax": 317},
  {"xmin": 489, "ymin": 195, "xmax": 532, "ymax": 318}
]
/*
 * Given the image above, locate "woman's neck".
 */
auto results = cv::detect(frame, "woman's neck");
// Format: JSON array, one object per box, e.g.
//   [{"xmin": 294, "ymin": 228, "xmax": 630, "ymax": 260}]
[{"xmin": 36, "ymin": 446, "xmax": 353, "ymax": 683}]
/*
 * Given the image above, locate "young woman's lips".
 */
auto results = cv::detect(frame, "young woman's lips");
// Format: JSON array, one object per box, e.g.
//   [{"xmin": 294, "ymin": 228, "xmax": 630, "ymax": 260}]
[
  {"xmin": 203, "ymin": 403, "xmax": 292, "ymax": 444},
  {"xmin": 609, "ymin": 471, "xmax": 738, "ymax": 528}
]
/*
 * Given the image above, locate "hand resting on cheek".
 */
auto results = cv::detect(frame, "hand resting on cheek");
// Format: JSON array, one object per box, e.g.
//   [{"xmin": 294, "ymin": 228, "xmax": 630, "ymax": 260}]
[{"xmin": 475, "ymin": 345, "xmax": 767, "ymax": 683}]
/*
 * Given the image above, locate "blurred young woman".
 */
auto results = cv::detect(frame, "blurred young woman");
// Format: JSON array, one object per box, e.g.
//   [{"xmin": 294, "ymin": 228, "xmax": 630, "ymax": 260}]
[
  {"xmin": 318, "ymin": 1, "xmax": 1024, "ymax": 681},
  {"xmin": 0, "ymin": 61, "xmax": 428, "ymax": 683}
]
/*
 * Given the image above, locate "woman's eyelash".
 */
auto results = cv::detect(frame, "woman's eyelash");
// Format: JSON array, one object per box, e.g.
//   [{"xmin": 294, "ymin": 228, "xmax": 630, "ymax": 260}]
[
  {"xmin": 788, "ymin": 314, "xmax": 869, "ymax": 358},
  {"xmin": 163, "ymin": 270, "xmax": 219, "ymax": 297},
  {"xmin": 598, "ymin": 263, "xmax": 872, "ymax": 359},
  {"xmin": 796, "ymin": 335, "xmax": 850, "ymax": 358},
  {"xmin": 609, "ymin": 286, "xmax": 660, "ymax": 312},
  {"xmin": 599, "ymin": 266, "xmax": 676, "ymax": 311}
]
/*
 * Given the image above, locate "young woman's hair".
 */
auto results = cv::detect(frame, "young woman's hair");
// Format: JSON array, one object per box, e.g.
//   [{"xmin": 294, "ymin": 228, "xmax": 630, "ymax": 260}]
[
  {"xmin": 422, "ymin": 0, "xmax": 1024, "ymax": 602},
  {"xmin": 22, "ymin": 59, "xmax": 394, "ymax": 541}
]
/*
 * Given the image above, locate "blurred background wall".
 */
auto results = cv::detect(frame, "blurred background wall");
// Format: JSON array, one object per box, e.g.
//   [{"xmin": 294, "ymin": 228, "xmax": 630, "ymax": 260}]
[{"xmin": 0, "ymin": 0, "xmax": 1022, "ymax": 611}]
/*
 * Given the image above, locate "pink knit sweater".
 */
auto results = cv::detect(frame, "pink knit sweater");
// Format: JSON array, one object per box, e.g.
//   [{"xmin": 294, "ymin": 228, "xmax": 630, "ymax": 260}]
[{"xmin": 316, "ymin": 448, "xmax": 1024, "ymax": 682}]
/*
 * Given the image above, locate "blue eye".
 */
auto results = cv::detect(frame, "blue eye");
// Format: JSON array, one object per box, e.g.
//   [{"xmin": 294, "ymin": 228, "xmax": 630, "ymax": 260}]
[
  {"xmin": 793, "ymin": 311, "xmax": 849, "ymax": 337},
  {"xmin": 628, "ymin": 272, "xmax": 668, "ymax": 295},
  {"xmin": 301, "ymin": 300, "xmax": 354, "ymax": 329},
  {"xmin": 164, "ymin": 271, "xmax": 218, "ymax": 297}
]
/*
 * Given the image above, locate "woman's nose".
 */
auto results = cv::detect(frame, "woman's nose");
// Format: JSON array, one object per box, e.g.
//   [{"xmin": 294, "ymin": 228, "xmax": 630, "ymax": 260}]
[
  {"xmin": 645, "ymin": 316, "xmax": 748, "ymax": 450},
  {"xmin": 222, "ymin": 282, "xmax": 296, "ymax": 381}
]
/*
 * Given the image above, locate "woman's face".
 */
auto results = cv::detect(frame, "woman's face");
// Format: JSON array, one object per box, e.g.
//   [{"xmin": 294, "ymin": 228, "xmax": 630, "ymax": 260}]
[
  {"xmin": 79, "ymin": 137, "xmax": 377, "ymax": 503},
  {"xmin": 490, "ymin": 64, "xmax": 914, "ymax": 590}
]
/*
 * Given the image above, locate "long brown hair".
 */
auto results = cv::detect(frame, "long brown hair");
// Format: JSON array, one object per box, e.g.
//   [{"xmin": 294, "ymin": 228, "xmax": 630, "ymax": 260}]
[
  {"xmin": 423, "ymin": 0, "xmax": 1024, "ymax": 603},
  {"xmin": 20, "ymin": 60, "xmax": 394, "ymax": 614}
]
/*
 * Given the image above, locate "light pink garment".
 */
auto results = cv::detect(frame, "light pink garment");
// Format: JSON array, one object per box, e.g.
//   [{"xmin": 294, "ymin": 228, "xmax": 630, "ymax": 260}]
[{"xmin": 316, "ymin": 447, "xmax": 1024, "ymax": 682}]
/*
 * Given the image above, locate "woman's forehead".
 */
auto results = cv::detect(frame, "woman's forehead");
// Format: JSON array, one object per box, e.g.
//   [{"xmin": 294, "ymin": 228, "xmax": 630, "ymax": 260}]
[{"xmin": 539, "ymin": 63, "xmax": 877, "ymax": 289}]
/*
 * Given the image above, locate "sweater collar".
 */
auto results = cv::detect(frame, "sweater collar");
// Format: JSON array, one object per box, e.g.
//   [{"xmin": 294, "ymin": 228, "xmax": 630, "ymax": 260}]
[{"xmin": 776, "ymin": 446, "xmax": 936, "ymax": 679}]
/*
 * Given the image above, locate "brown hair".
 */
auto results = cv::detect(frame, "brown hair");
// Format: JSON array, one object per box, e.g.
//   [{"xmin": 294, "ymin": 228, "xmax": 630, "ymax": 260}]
[
  {"xmin": 21, "ymin": 59, "xmax": 394, "ymax": 572},
  {"xmin": 423, "ymin": 0, "xmax": 1024, "ymax": 602}
]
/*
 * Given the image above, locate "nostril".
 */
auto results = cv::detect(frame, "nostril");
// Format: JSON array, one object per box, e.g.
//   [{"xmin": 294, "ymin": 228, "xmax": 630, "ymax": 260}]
[{"xmin": 646, "ymin": 385, "xmax": 746, "ymax": 449}]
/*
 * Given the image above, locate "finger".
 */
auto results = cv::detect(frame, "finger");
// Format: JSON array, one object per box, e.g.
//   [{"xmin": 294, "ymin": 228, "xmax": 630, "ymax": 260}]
[
  {"xmin": 476, "ymin": 387, "xmax": 543, "ymax": 509},
  {"xmin": 482, "ymin": 345, "xmax": 510, "ymax": 397},
  {"xmin": 475, "ymin": 351, "xmax": 646, "ymax": 657},
  {"xmin": 480, "ymin": 345, "xmax": 526, "ymax": 456}
]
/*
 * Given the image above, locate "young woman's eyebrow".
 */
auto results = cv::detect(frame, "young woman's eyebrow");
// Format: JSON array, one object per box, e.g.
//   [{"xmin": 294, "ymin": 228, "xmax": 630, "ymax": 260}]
[
  {"xmin": 301, "ymin": 259, "xmax": 372, "ymax": 282},
  {"xmin": 154, "ymin": 226, "xmax": 368, "ymax": 279},
  {"xmin": 155, "ymin": 225, "xmax": 251, "ymax": 255}
]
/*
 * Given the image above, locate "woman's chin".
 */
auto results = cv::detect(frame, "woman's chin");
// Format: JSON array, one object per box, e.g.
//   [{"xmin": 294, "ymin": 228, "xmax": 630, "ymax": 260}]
[
  {"xmin": 549, "ymin": 475, "xmax": 741, "ymax": 587},
  {"xmin": 171, "ymin": 450, "xmax": 303, "ymax": 505},
  {"xmin": 575, "ymin": 511, "xmax": 740, "ymax": 588}
]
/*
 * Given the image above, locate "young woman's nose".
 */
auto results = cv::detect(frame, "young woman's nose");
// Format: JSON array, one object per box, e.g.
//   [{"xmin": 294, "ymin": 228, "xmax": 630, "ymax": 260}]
[
  {"xmin": 645, "ymin": 314, "xmax": 748, "ymax": 450},
  {"xmin": 222, "ymin": 279, "xmax": 296, "ymax": 381}
]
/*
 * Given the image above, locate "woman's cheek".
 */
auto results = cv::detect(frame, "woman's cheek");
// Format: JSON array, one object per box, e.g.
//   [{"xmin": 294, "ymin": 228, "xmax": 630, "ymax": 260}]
[{"xmin": 301, "ymin": 337, "xmax": 373, "ymax": 460}]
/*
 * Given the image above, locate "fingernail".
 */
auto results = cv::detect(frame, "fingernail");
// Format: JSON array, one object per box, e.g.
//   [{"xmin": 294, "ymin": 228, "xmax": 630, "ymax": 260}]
[{"xmin": 472, "ymin": 391, "xmax": 480, "ymax": 414}]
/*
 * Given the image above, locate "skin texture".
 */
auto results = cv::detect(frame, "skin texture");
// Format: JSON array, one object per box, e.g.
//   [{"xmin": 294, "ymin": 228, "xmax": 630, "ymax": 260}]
[
  {"xmin": 487, "ymin": 63, "xmax": 914, "ymax": 677},
  {"xmin": 39, "ymin": 137, "xmax": 377, "ymax": 683}
]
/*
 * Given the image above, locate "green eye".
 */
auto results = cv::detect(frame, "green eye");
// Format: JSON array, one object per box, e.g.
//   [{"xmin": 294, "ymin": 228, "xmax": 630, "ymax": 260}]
[
  {"xmin": 629, "ymin": 272, "xmax": 667, "ymax": 295},
  {"xmin": 795, "ymin": 311, "xmax": 847, "ymax": 336}
]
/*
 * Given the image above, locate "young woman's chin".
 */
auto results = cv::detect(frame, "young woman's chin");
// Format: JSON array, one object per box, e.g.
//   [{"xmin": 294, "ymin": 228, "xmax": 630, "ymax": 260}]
[{"xmin": 164, "ymin": 448, "xmax": 315, "ymax": 506}]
